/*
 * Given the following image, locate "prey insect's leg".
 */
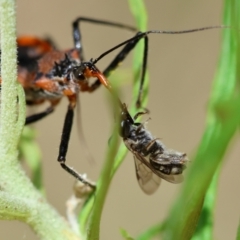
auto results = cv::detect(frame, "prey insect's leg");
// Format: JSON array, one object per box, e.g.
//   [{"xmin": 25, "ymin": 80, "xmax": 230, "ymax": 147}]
[
  {"xmin": 25, "ymin": 106, "xmax": 54, "ymax": 125},
  {"xmin": 57, "ymin": 96, "xmax": 95, "ymax": 189},
  {"xmin": 72, "ymin": 17, "xmax": 137, "ymax": 61},
  {"xmin": 144, "ymin": 138, "xmax": 160, "ymax": 152},
  {"xmin": 89, "ymin": 33, "xmax": 149, "ymax": 107},
  {"xmin": 133, "ymin": 109, "xmax": 149, "ymax": 121}
]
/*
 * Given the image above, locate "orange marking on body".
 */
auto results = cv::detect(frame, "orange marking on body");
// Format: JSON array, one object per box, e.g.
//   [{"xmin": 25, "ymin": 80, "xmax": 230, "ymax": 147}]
[
  {"xmin": 63, "ymin": 89, "xmax": 75, "ymax": 96},
  {"xmin": 67, "ymin": 49, "xmax": 80, "ymax": 60},
  {"xmin": 17, "ymin": 36, "xmax": 53, "ymax": 53},
  {"xmin": 68, "ymin": 94, "xmax": 77, "ymax": 109},
  {"xmin": 82, "ymin": 67, "xmax": 92, "ymax": 78},
  {"xmin": 18, "ymin": 69, "xmax": 36, "ymax": 88},
  {"xmin": 38, "ymin": 51, "xmax": 65, "ymax": 74},
  {"xmin": 35, "ymin": 78, "xmax": 58, "ymax": 92},
  {"xmin": 77, "ymin": 81, "xmax": 91, "ymax": 92}
]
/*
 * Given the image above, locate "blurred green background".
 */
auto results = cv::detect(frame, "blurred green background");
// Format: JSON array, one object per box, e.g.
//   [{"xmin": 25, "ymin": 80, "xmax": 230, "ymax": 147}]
[{"xmin": 1, "ymin": 0, "xmax": 239, "ymax": 239}]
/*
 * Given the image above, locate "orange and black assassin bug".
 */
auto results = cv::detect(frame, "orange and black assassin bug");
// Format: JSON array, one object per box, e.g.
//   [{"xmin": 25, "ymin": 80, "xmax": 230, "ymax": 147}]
[
  {"xmin": 4, "ymin": 17, "xmax": 143, "ymax": 188},
  {"xmin": 0, "ymin": 17, "xmax": 223, "ymax": 188}
]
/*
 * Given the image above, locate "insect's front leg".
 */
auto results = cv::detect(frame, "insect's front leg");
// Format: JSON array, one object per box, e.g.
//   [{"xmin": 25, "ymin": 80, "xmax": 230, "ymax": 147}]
[
  {"xmin": 72, "ymin": 17, "xmax": 137, "ymax": 62},
  {"xmin": 89, "ymin": 32, "xmax": 149, "ymax": 107},
  {"xmin": 57, "ymin": 95, "xmax": 95, "ymax": 189}
]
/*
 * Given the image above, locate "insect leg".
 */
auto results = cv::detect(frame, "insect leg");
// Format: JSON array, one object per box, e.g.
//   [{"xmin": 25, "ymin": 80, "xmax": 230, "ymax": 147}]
[
  {"xmin": 57, "ymin": 96, "xmax": 95, "ymax": 189},
  {"xmin": 89, "ymin": 32, "xmax": 149, "ymax": 107},
  {"xmin": 72, "ymin": 17, "xmax": 137, "ymax": 61},
  {"xmin": 25, "ymin": 106, "xmax": 54, "ymax": 125},
  {"xmin": 25, "ymin": 99, "xmax": 61, "ymax": 125},
  {"xmin": 133, "ymin": 109, "xmax": 149, "ymax": 121},
  {"xmin": 92, "ymin": 26, "xmax": 227, "ymax": 107},
  {"xmin": 144, "ymin": 138, "xmax": 160, "ymax": 152}
]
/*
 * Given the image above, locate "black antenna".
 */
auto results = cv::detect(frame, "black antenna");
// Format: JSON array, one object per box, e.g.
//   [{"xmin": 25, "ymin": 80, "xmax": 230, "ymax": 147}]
[{"xmin": 93, "ymin": 25, "xmax": 229, "ymax": 64}]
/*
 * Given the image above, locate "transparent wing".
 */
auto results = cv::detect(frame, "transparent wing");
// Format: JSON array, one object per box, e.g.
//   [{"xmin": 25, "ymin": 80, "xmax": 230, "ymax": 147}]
[
  {"xmin": 134, "ymin": 151, "xmax": 183, "ymax": 188},
  {"xmin": 133, "ymin": 155, "xmax": 161, "ymax": 195},
  {"xmin": 156, "ymin": 171, "xmax": 183, "ymax": 184}
]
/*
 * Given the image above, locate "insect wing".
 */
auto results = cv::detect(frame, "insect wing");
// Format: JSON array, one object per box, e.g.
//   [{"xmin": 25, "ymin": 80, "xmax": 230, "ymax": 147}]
[
  {"xmin": 156, "ymin": 171, "xmax": 183, "ymax": 184},
  {"xmin": 133, "ymin": 154, "xmax": 161, "ymax": 195},
  {"xmin": 150, "ymin": 157, "xmax": 185, "ymax": 184}
]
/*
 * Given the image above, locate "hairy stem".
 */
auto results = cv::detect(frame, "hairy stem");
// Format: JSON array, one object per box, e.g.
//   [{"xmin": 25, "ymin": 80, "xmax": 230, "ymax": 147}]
[{"xmin": 0, "ymin": 1, "xmax": 81, "ymax": 239}]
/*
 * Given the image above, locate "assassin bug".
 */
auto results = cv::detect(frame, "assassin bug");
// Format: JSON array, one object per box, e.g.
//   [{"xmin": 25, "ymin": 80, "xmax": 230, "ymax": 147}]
[
  {"xmin": 6, "ymin": 17, "xmax": 140, "ymax": 188},
  {"xmin": 119, "ymin": 103, "xmax": 188, "ymax": 194},
  {"xmin": 0, "ymin": 16, "xmax": 226, "ymax": 188}
]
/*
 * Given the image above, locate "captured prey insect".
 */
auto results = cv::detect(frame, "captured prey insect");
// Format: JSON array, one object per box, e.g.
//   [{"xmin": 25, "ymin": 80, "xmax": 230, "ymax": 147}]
[
  {"xmin": 0, "ymin": 16, "xmax": 223, "ymax": 188},
  {"xmin": 119, "ymin": 103, "xmax": 188, "ymax": 194}
]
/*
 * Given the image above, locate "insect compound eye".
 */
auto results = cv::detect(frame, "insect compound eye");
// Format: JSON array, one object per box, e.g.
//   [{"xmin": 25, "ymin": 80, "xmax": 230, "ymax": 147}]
[
  {"xmin": 72, "ymin": 67, "xmax": 85, "ymax": 81},
  {"xmin": 119, "ymin": 120, "xmax": 131, "ymax": 138}
]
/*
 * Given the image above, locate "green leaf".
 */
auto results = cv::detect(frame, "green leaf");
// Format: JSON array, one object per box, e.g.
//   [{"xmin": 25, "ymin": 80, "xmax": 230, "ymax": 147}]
[
  {"xmin": 136, "ymin": 223, "xmax": 164, "ymax": 240},
  {"xmin": 161, "ymin": 0, "xmax": 240, "ymax": 239},
  {"xmin": 236, "ymin": 220, "xmax": 240, "ymax": 240},
  {"xmin": 121, "ymin": 228, "xmax": 135, "ymax": 240}
]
